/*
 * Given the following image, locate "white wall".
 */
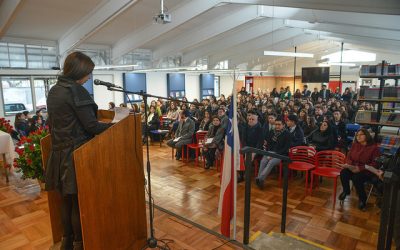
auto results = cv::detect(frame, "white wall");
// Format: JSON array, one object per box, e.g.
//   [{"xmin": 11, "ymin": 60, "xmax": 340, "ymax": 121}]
[
  {"xmin": 185, "ymin": 74, "xmax": 200, "ymax": 101},
  {"xmin": 92, "ymin": 73, "xmax": 115, "ymax": 109},
  {"xmin": 146, "ymin": 72, "xmax": 167, "ymax": 102}
]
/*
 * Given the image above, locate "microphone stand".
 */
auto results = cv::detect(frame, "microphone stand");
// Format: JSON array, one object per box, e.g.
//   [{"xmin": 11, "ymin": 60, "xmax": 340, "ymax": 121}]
[{"xmin": 104, "ymin": 86, "xmax": 203, "ymax": 249}]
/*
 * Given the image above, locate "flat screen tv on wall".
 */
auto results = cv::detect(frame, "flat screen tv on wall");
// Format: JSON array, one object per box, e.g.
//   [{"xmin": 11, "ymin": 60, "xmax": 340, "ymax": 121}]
[{"xmin": 301, "ymin": 67, "xmax": 330, "ymax": 83}]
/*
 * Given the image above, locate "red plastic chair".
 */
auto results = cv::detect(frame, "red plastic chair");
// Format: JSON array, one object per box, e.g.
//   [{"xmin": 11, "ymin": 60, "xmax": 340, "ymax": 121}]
[
  {"xmin": 279, "ymin": 146, "xmax": 316, "ymax": 196},
  {"xmin": 187, "ymin": 131, "xmax": 207, "ymax": 165},
  {"xmin": 310, "ymin": 150, "xmax": 346, "ymax": 209}
]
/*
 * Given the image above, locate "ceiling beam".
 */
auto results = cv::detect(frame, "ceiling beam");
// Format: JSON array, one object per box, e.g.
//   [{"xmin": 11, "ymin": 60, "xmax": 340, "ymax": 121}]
[
  {"xmin": 111, "ymin": 0, "xmax": 222, "ymax": 62},
  {"xmin": 228, "ymin": 33, "xmax": 318, "ymax": 68},
  {"xmin": 208, "ymin": 27, "xmax": 305, "ymax": 66},
  {"xmin": 285, "ymin": 20, "xmax": 400, "ymax": 42},
  {"xmin": 221, "ymin": 0, "xmax": 400, "ymax": 15},
  {"xmin": 256, "ymin": 5, "xmax": 400, "ymax": 31},
  {"xmin": 153, "ymin": 5, "xmax": 263, "ymax": 61},
  {"xmin": 182, "ymin": 18, "xmax": 286, "ymax": 65},
  {"xmin": 0, "ymin": 0, "xmax": 23, "ymax": 38},
  {"xmin": 58, "ymin": 0, "xmax": 139, "ymax": 57}
]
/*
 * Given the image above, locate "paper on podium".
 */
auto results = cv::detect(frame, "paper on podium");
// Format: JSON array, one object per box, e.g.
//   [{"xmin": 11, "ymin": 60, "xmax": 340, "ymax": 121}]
[
  {"xmin": 112, "ymin": 107, "xmax": 130, "ymax": 123},
  {"xmin": 173, "ymin": 137, "xmax": 181, "ymax": 142}
]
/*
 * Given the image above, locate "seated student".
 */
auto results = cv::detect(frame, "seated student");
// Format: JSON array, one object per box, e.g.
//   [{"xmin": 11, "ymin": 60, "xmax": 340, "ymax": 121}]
[
  {"xmin": 199, "ymin": 110, "xmax": 211, "ymax": 131},
  {"xmin": 286, "ymin": 114, "xmax": 304, "ymax": 148},
  {"xmin": 308, "ymin": 121, "xmax": 335, "ymax": 151},
  {"xmin": 263, "ymin": 113, "xmax": 276, "ymax": 141},
  {"xmin": 29, "ymin": 116, "xmax": 44, "ymax": 134},
  {"xmin": 238, "ymin": 111, "xmax": 264, "ymax": 182},
  {"xmin": 202, "ymin": 116, "xmax": 225, "ymax": 169},
  {"xmin": 332, "ymin": 110, "xmax": 348, "ymax": 150},
  {"xmin": 14, "ymin": 112, "xmax": 29, "ymax": 136},
  {"xmin": 167, "ymin": 110, "xmax": 195, "ymax": 160},
  {"xmin": 303, "ymin": 116, "xmax": 318, "ymax": 140},
  {"xmin": 256, "ymin": 118, "xmax": 290, "ymax": 189},
  {"xmin": 339, "ymin": 128, "xmax": 380, "ymax": 210},
  {"xmin": 142, "ymin": 106, "xmax": 160, "ymax": 143}
]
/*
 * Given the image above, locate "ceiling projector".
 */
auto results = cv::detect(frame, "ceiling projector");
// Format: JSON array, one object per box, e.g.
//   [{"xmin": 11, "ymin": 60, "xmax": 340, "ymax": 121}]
[{"xmin": 154, "ymin": 13, "xmax": 171, "ymax": 24}]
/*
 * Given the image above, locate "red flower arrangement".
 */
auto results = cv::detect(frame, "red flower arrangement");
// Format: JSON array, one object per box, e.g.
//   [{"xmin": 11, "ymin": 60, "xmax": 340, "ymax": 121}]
[
  {"xmin": 14, "ymin": 126, "xmax": 49, "ymax": 181},
  {"xmin": 0, "ymin": 118, "xmax": 13, "ymax": 134}
]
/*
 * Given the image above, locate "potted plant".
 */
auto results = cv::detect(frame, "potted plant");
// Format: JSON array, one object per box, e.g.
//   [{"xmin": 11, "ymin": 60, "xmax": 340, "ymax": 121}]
[
  {"xmin": 0, "ymin": 117, "xmax": 13, "ymax": 134},
  {"xmin": 14, "ymin": 127, "xmax": 49, "ymax": 187}
]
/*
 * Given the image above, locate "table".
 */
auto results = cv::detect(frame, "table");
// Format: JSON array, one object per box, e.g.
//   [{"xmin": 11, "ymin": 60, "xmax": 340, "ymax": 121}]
[{"xmin": 0, "ymin": 130, "xmax": 15, "ymax": 182}]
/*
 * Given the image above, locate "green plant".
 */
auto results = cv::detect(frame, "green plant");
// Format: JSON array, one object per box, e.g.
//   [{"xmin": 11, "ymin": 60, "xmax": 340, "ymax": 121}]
[{"xmin": 14, "ymin": 127, "xmax": 49, "ymax": 181}]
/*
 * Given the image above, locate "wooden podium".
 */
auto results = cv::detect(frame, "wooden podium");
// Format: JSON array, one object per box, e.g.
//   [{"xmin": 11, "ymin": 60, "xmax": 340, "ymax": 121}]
[{"xmin": 41, "ymin": 111, "xmax": 147, "ymax": 249}]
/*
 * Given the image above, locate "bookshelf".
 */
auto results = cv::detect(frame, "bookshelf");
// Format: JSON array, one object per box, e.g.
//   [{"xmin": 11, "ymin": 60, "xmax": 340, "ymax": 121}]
[{"xmin": 357, "ymin": 60, "xmax": 400, "ymax": 154}]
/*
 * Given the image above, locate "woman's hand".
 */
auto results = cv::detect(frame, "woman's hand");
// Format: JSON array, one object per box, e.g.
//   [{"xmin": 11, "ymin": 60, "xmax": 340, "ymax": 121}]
[{"xmin": 376, "ymin": 169, "xmax": 384, "ymax": 180}]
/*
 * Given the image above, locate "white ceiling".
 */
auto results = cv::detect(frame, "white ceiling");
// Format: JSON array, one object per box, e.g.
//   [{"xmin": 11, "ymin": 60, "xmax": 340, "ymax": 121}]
[{"xmin": 1, "ymin": 0, "xmax": 400, "ymax": 74}]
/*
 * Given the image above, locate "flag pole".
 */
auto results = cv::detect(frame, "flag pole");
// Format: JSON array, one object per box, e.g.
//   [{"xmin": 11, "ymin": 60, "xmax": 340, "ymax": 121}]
[{"xmin": 232, "ymin": 68, "xmax": 237, "ymax": 240}]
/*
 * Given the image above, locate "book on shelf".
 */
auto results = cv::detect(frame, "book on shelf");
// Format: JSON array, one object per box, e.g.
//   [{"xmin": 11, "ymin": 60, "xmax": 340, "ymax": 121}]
[
  {"xmin": 382, "ymin": 102, "xmax": 395, "ymax": 109},
  {"xmin": 379, "ymin": 112, "xmax": 391, "ymax": 124},
  {"xmin": 355, "ymin": 111, "xmax": 378, "ymax": 123},
  {"xmin": 387, "ymin": 113, "xmax": 400, "ymax": 125}
]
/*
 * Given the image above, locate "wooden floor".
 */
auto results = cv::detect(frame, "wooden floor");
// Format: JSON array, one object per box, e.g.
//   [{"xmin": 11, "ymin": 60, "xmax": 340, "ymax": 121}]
[{"xmin": 0, "ymin": 144, "xmax": 383, "ymax": 249}]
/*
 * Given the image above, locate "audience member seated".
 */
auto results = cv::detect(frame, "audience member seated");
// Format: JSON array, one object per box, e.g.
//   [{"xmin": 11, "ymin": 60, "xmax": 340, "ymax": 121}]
[
  {"xmin": 256, "ymin": 117, "xmax": 290, "ymax": 189},
  {"xmin": 263, "ymin": 113, "xmax": 276, "ymax": 140},
  {"xmin": 167, "ymin": 110, "xmax": 195, "ymax": 160},
  {"xmin": 332, "ymin": 110, "xmax": 348, "ymax": 151},
  {"xmin": 166, "ymin": 102, "xmax": 179, "ymax": 122},
  {"xmin": 199, "ymin": 110, "xmax": 211, "ymax": 131},
  {"xmin": 308, "ymin": 121, "xmax": 335, "ymax": 151},
  {"xmin": 108, "ymin": 102, "xmax": 115, "ymax": 110},
  {"xmin": 286, "ymin": 114, "xmax": 305, "ymax": 148},
  {"xmin": 217, "ymin": 107, "xmax": 228, "ymax": 129},
  {"xmin": 202, "ymin": 116, "xmax": 225, "ymax": 169},
  {"xmin": 29, "ymin": 116, "xmax": 44, "ymax": 134},
  {"xmin": 339, "ymin": 128, "xmax": 381, "ymax": 210},
  {"xmin": 238, "ymin": 111, "xmax": 264, "ymax": 182},
  {"xmin": 142, "ymin": 106, "xmax": 160, "ymax": 144},
  {"xmin": 14, "ymin": 112, "xmax": 29, "ymax": 137}
]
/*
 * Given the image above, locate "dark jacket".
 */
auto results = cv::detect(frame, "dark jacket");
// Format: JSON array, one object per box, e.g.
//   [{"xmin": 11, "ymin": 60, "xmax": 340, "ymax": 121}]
[
  {"xmin": 242, "ymin": 122, "xmax": 264, "ymax": 150},
  {"xmin": 266, "ymin": 129, "xmax": 290, "ymax": 156},
  {"xmin": 288, "ymin": 125, "xmax": 305, "ymax": 148},
  {"xmin": 309, "ymin": 129, "xmax": 335, "ymax": 151},
  {"xmin": 45, "ymin": 76, "xmax": 111, "ymax": 194},
  {"xmin": 319, "ymin": 89, "xmax": 331, "ymax": 100},
  {"xmin": 206, "ymin": 124, "xmax": 225, "ymax": 150}
]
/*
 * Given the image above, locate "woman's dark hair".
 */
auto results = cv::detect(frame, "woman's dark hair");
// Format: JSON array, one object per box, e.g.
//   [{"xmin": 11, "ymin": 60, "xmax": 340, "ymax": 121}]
[
  {"xmin": 62, "ymin": 51, "xmax": 94, "ymax": 81},
  {"xmin": 356, "ymin": 128, "xmax": 374, "ymax": 145}
]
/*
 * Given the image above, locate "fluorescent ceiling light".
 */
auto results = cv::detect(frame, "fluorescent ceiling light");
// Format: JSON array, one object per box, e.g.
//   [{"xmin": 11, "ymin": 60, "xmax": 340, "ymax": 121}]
[
  {"xmin": 318, "ymin": 62, "xmax": 356, "ymax": 67},
  {"xmin": 321, "ymin": 50, "xmax": 376, "ymax": 62},
  {"xmin": 94, "ymin": 64, "xmax": 138, "ymax": 69},
  {"xmin": 330, "ymin": 62, "xmax": 356, "ymax": 66},
  {"xmin": 264, "ymin": 51, "xmax": 314, "ymax": 58}
]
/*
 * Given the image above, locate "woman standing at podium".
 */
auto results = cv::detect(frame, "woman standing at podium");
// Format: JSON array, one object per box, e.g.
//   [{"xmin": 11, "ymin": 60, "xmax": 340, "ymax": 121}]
[{"xmin": 45, "ymin": 51, "xmax": 111, "ymax": 250}]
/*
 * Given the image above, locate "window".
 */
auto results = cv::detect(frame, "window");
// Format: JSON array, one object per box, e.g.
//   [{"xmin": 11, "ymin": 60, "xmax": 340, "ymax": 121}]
[
  {"xmin": 34, "ymin": 77, "xmax": 57, "ymax": 110},
  {"xmin": 2, "ymin": 77, "xmax": 33, "ymax": 115},
  {"xmin": 0, "ymin": 42, "xmax": 58, "ymax": 69}
]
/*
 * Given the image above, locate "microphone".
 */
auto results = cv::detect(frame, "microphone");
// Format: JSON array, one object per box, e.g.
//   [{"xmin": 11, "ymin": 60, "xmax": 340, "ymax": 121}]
[{"xmin": 94, "ymin": 79, "xmax": 121, "ymax": 89}]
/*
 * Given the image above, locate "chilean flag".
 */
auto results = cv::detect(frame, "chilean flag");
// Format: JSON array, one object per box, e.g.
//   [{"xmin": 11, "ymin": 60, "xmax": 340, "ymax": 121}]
[{"xmin": 218, "ymin": 95, "xmax": 239, "ymax": 238}]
